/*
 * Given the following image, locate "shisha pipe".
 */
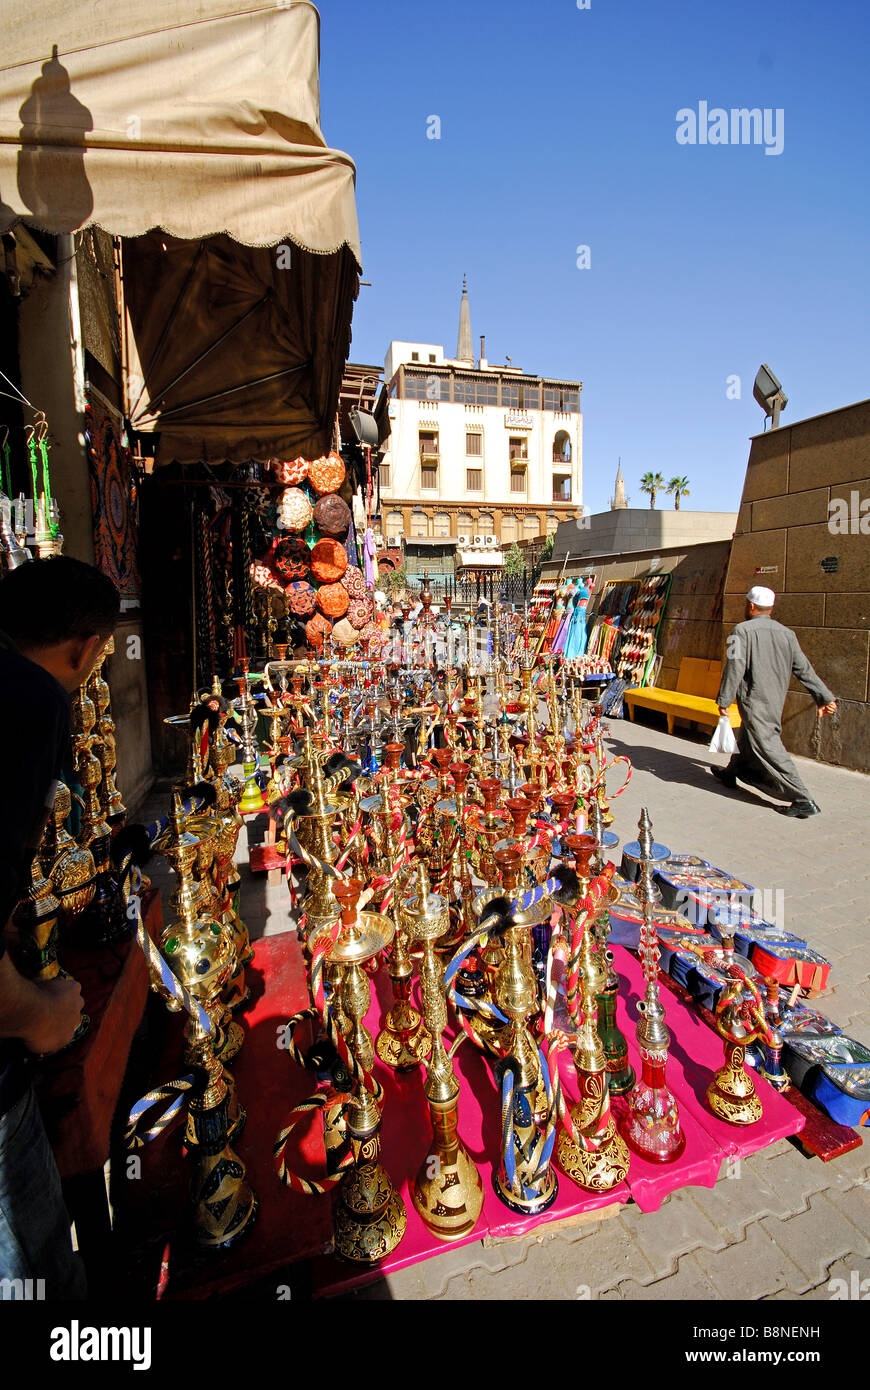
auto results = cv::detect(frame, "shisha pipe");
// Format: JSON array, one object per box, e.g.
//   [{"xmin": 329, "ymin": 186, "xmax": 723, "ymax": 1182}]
[
  {"xmin": 329, "ymin": 878, "xmax": 407, "ymax": 1263},
  {"xmin": 587, "ymin": 799, "xmax": 634, "ymax": 1095},
  {"xmin": 706, "ymin": 975, "xmax": 769, "ymax": 1125},
  {"xmin": 619, "ymin": 808, "xmax": 686, "ymax": 1163},
  {"xmin": 404, "ymin": 874, "xmax": 485, "ymax": 1240},
  {"xmin": 490, "ymin": 843, "xmax": 559, "ymax": 1216},
  {"xmin": 548, "ymin": 843, "xmax": 630, "ymax": 1193}
]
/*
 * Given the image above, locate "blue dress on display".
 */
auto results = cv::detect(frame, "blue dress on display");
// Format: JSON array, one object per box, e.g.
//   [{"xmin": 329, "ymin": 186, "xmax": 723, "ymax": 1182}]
[{"xmin": 563, "ymin": 583, "xmax": 590, "ymax": 661}]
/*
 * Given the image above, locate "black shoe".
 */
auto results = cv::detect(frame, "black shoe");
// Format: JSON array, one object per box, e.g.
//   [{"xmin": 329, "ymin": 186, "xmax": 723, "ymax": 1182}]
[
  {"xmin": 710, "ymin": 767, "xmax": 737, "ymax": 790},
  {"xmin": 775, "ymin": 800, "xmax": 821, "ymax": 818}
]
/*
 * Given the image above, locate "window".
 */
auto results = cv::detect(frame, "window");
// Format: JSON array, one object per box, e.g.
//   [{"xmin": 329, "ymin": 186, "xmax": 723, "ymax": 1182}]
[
  {"xmin": 379, "ymin": 463, "xmax": 391, "ymax": 489},
  {"xmin": 428, "ymin": 353, "xmax": 436, "ymax": 363},
  {"xmin": 419, "ymin": 430, "xmax": 439, "ymax": 456},
  {"xmin": 546, "ymin": 513, "xmax": 559, "ymax": 534},
  {"xmin": 453, "ymin": 376, "xmax": 475, "ymax": 403},
  {"xmin": 386, "ymin": 511, "xmax": 404, "ymax": 539},
  {"xmin": 421, "ymin": 466, "xmax": 438, "ymax": 489},
  {"xmin": 509, "ymin": 436, "xmax": 528, "ymax": 461},
  {"xmin": 466, "ymin": 431, "xmax": 482, "ymax": 455},
  {"xmin": 466, "ymin": 468, "xmax": 482, "ymax": 491},
  {"xmin": 410, "ymin": 511, "xmax": 429, "ymax": 537},
  {"xmin": 478, "ymin": 513, "xmax": 494, "ymax": 535},
  {"xmin": 553, "ymin": 430, "xmax": 572, "ymax": 463},
  {"xmin": 457, "ymin": 513, "xmax": 473, "ymax": 537},
  {"xmin": 404, "ymin": 373, "xmax": 429, "ymax": 400},
  {"xmin": 501, "ymin": 381, "xmax": 519, "ymax": 407},
  {"xmin": 434, "ymin": 513, "xmax": 450, "ymax": 537},
  {"xmin": 475, "ymin": 379, "xmax": 498, "ymax": 406},
  {"xmin": 543, "ymin": 387, "xmax": 560, "ymax": 412},
  {"xmin": 520, "ymin": 385, "xmax": 539, "ymax": 410},
  {"xmin": 553, "ymin": 475, "xmax": 572, "ymax": 502},
  {"xmin": 524, "ymin": 514, "xmax": 541, "ymax": 536},
  {"xmin": 501, "ymin": 514, "xmax": 519, "ymax": 544},
  {"xmin": 510, "ymin": 468, "xmax": 526, "ymax": 494},
  {"xmin": 563, "ymin": 389, "xmax": 580, "ymax": 412},
  {"xmin": 411, "ymin": 351, "xmax": 419, "ymax": 361}
]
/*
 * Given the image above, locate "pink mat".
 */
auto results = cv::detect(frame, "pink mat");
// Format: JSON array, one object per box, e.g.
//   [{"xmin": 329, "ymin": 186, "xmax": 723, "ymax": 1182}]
[{"xmin": 312, "ymin": 945, "xmax": 804, "ymax": 1294}]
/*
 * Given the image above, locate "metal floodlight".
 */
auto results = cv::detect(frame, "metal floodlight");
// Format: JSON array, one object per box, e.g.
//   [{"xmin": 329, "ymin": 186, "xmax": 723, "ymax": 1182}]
[
  {"xmin": 753, "ymin": 364, "xmax": 788, "ymax": 429},
  {"xmin": 349, "ymin": 407, "xmax": 379, "ymax": 448}
]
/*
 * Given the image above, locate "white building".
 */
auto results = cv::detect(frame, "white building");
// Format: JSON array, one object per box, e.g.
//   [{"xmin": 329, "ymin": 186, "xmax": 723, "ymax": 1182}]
[{"xmin": 375, "ymin": 281, "xmax": 583, "ymax": 549}]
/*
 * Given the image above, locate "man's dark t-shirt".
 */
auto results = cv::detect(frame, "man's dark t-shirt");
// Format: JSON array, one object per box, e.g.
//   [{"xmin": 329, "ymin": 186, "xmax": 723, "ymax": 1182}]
[{"xmin": 0, "ymin": 631, "xmax": 71, "ymax": 1109}]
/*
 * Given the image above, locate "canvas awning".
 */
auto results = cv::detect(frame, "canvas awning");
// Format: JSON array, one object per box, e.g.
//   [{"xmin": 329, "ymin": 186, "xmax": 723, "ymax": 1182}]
[{"xmin": 0, "ymin": 0, "xmax": 362, "ymax": 462}]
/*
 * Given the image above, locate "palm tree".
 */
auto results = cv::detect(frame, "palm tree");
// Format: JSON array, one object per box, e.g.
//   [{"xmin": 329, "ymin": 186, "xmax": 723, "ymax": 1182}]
[
  {"xmin": 639, "ymin": 471, "xmax": 665, "ymax": 508},
  {"xmin": 667, "ymin": 476, "xmax": 691, "ymax": 510}
]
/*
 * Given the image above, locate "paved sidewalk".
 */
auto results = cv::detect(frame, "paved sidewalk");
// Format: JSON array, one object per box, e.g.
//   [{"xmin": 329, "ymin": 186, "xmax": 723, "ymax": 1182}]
[{"xmin": 344, "ymin": 714, "xmax": 870, "ymax": 1302}]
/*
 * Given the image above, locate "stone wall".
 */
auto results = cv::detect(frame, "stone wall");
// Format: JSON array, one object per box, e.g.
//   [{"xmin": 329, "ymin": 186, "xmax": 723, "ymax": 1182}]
[{"xmin": 723, "ymin": 400, "xmax": 870, "ymax": 773}]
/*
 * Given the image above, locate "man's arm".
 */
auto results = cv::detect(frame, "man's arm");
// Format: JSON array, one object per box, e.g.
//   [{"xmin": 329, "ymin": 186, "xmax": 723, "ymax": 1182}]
[
  {"xmin": 789, "ymin": 634, "xmax": 836, "ymax": 706},
  {"xmin": 0, "ymin": 947, "xmax": 84, "ymax": 1056},
  {"xmin": 717, "ymin": 626, "xmax": 747, "ymax": 710}
]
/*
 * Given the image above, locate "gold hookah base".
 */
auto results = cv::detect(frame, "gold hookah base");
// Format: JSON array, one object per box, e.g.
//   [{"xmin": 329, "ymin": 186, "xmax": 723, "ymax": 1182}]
[
  {"xmin": 333, "ymin": 1160, "xmax": 407, "ymax": 1264},
  {"xmin": 556, "ymin": 1114, "xmax": 631, "ymax": 1194},
  {"xmin": 492, "ymin": 1164, "xmax": 558, "ymax": 1217},
  {"xmin": 375, "ymin": 1008, "xmax": 432, "ymax": 1071},
  {"xmin": 706, "ymin": 1058, "xmax": 763, "ymax": 1127},
  {"xmin": 190, "ymin": 1146, "xmax": 258, "ymax": 1252},
  {"xmin": 186, "ymin": 1079, "xmax": 246, "ymax": 1147},
  {"xmin": 222, "ymin": 962, "xmax": 251, "ymax": 1014},
  {"xmin": 212, "ymin": 1017, "xmax": 245, "ymax": 1065},
  {"xmin": 411, "ymin": 1148, "xmax": 485, "ymax": 1242}
]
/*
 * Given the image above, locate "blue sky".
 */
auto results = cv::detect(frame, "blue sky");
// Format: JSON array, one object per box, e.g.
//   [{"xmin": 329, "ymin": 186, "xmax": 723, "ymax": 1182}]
[{"xmin": 317, "ymin": 0, "xmax": 869, "ymax": 514}]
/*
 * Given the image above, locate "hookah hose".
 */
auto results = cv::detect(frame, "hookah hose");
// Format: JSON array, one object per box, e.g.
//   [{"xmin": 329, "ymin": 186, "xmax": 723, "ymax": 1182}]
[
  {"xmin": 274, "ymin": 915, "xmax": 383, "ymax": 1192},
  {"xmin": 499, "ymin": 1044, "xmax": 559, "ymax": 1200},
  {"xmin": 119, "ymin": 855, "xmax": 214, "ymax": 1148},
  {"xmin": 124, "ymin": 1078, "xmax": 196, "ymax": 1149}
]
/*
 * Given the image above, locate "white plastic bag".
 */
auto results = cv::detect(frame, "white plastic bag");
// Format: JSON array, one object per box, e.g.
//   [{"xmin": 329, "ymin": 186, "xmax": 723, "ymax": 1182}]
[{"xmin": 708, "ymin": 714, "xmax": 738, "ymax": 755}]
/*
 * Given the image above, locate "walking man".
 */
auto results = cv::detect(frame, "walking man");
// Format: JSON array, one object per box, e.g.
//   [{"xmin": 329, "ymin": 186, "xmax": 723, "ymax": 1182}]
[{"xmin": 712, "ymin": 586, "xmax": 837, "ymax": 818}]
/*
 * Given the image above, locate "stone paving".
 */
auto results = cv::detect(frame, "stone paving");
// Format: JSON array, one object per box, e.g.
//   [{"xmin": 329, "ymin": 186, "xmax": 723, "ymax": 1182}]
[{"xmin": 139, "ymin": 712, "xmax": 870, "ymax": 1301}]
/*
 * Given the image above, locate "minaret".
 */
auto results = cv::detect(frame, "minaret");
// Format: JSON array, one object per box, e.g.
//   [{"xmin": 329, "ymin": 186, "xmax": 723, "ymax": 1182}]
[
  {"xmin": 610, "ymin": 460, "xmax": 628, "ymax": 510},
  {"xmin": 456, "ymin": 275, "xmax": 474, "ymax": 364}
]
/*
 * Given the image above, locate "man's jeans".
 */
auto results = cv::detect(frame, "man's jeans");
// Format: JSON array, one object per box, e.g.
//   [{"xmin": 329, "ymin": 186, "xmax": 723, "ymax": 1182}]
[{"xmin": 0, "ymin": 1084, "xmax": 85, "ymax": 1299}]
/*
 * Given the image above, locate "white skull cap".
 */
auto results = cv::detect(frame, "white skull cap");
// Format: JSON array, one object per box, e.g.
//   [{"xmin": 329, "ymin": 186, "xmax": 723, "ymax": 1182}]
[{"xmin": 746, "ymin": 585, "xmax": 776, "ymax": 607}]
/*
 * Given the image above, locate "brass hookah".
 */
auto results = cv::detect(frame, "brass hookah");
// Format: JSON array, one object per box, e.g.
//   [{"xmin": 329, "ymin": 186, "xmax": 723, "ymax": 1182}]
[
  {"xmin": 619, "ymin": 808, "xmax": 686, "ymax": 1163},
  {"xmin": 583, "ymin": 801, "xmax": 634, "ymax": 1095},
  {"xmin": 85, "ymin": 636, "xmax": 126, "ymax": 823},
  {"xmin": 295, "ymin": 727, "xmax": 345, "ymax": 942},
  {"xmin": 490, "ymin": 842, "xmax": 558, "ymax": 1216},
  {"xmin": 396, "ymin": 878, "xmax": 469, "ymax": 1214},
  {"xmin": 70, "ymin": 681, "xmax": 128, "ymax": 945},
  {"xmin": 155, "ymin": 793, "xmax": 244, "ymax": 1068},
  {"xmin": 466, "ymin": 772, "xmax": 509, "ymax": 887},
  {"xmin": 151, "ymin": 805, "xmax": 257, "ymax": 1249},
  {"xmin": 371, "ymin": 757, "xmax": 431, "ymax": 1071},
  {"xmin": 14, "ymin": 813, "xmax": 91, "ymax": 1044},
  {"xmin": 328, "ymin": 878, "xmax": 407, "ymax": 1264},
  {"xmin": 553, "ymin": 834, "xmax": 630, "ymax": 1193},
  {"xmin": 234, "ymin": 662, "xmax": 266, "ymax": 815},
  {"xmin": 706, "ymin": 976, "xmax": 766, "ymax": 1125},
  {"xmin": 200, "ymin": 684, "xmax": 249, "ymax": 940},
  {"xmin": 41, "ymin": 780, "xmax": 96, "ymax": 930}
]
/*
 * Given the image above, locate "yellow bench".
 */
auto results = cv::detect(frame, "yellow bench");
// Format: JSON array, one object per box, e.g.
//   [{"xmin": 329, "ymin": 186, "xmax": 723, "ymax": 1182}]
[{"xmin": 623, "ymin": 657, "xmax": 741, "ymax": 737}]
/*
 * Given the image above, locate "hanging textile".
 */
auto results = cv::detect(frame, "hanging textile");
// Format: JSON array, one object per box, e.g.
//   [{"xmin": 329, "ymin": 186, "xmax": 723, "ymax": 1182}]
[{"xmin": 85, "ymin": 399, "xmax": 142, "ymax": 602}]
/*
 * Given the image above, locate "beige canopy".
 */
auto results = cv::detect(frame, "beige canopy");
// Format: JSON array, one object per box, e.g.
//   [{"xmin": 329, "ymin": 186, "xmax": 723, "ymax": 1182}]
[{"xmin": 0, "ymin": 0, "xmax": 361, "ymax": 462}]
